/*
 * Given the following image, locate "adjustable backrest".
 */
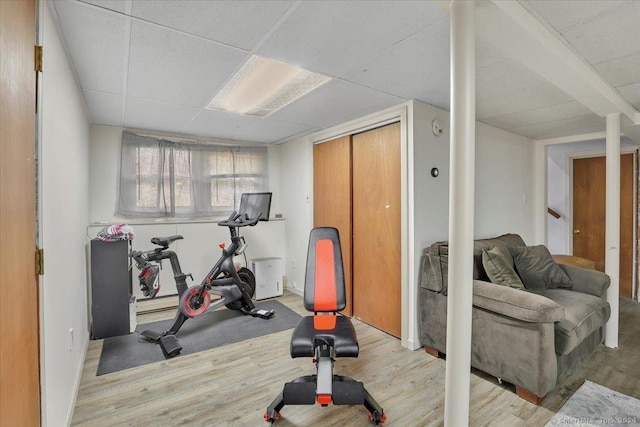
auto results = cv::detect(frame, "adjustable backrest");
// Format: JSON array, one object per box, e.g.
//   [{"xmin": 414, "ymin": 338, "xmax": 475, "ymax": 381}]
[{"xmin": 303, "ymin": 227, "xmax": 346, "ymax": 313}]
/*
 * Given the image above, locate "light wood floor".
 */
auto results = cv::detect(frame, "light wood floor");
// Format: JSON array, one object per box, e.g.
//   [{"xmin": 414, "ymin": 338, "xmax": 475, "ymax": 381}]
[{"xmin": 72, "ymin": 293, "xmax": 640, "ymax": 426}]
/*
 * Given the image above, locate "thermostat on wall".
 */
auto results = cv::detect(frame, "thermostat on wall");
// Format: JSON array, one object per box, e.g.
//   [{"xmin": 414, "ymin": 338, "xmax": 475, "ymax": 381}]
[{"xmin": 432, "ymin": 119, "xmax": 444, "ymax": 136}]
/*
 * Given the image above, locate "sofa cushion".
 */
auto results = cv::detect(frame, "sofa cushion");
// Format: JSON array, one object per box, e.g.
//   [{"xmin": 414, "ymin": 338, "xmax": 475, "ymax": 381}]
[
  {"xmin": 419, "ymin": 234, "xmax": 526, "ymax": 296},
  {"xmin": 473, "ymin": 234, "xmax": 525, "ymax": 281},
  {"xmin": 482, "ymin": 247, "xmax": 524, "ymax": 289},
  {"xmin": 509, "ymin": 245, "xmax": 573, "ymax": 290},
  {"xmin": 531, "ymin": 289, "xmax": 611, "ymax": 355}
]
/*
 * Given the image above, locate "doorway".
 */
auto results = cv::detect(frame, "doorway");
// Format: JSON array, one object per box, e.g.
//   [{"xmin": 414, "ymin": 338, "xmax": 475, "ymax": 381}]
[
  {"xmin": 313, "ymin": 122, "xmax": 401, "ymax": 337},
  {"xmin": 572, "ymin": 153, "xmax": 635, "ymax": 299}
]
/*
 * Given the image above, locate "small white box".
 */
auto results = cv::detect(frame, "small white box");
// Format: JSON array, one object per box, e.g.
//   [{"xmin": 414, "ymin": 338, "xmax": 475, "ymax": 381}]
[{"xmin": 251, "ymin": 257, "xmax": 283, "ymax": 300}]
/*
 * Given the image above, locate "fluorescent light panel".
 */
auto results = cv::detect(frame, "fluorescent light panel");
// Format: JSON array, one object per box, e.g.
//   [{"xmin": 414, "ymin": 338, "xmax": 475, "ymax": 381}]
[{"xmin": 206, "ymin": 55, "xmax": 330, "ymax": 117}]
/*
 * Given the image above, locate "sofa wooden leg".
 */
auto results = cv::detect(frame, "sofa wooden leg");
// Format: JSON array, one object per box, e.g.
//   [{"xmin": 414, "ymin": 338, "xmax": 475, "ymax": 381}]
[
  {"xmin": 424, "ymin": 345, "xmax": 440, "ymax": 358},
  {"xmin": 515, "ymin": 386, "xmax": 545, "ymax": 405}
]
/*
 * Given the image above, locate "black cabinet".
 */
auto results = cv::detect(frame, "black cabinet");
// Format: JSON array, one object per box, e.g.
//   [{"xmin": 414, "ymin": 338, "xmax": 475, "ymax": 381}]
[{"xmin": 90, "ymin": 239, "xmax": 132, "ymax": 339}]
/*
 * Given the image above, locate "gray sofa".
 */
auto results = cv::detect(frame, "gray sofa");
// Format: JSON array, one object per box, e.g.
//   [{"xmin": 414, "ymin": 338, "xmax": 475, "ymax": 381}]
[{"xmin": 419, "ymin": 233, "xmax": 611, "ymax": 403}]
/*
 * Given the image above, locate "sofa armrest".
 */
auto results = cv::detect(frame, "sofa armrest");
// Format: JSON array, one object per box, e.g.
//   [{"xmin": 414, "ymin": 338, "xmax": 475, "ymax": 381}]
[
  {"xmin": 472, "ymin": 280, "xmax": 564, "ymax": 323},
  {"xmin": 558, "ymin": 264, "xmax": 610, "ymax": 298}
]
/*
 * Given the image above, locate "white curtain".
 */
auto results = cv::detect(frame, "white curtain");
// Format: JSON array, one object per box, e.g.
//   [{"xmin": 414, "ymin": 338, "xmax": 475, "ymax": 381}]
[{"xmin": 118, "ymin": 131, "xmax": 268, "ymax": 218}]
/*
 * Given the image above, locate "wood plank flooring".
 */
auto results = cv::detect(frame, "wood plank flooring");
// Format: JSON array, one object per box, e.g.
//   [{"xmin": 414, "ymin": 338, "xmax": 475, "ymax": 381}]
[{"xmin": 72, "ymin": 293, "xmax": 640, "ymax": 426}]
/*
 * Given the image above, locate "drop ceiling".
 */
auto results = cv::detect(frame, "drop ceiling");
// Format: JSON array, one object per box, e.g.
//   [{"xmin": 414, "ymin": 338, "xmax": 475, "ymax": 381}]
[{"xmin": 50, "ymin": 0, "xmax": 640, "ymax": 144}]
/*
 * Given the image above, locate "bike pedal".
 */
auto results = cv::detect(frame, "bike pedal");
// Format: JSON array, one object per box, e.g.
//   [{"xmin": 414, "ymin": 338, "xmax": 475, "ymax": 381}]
[
  {"xmin": 140, "ymin": 329, "xmax": 163, "ymax": 341},
  {"xmin": 159, "ymin": 334, "xmax": 182, "ymax": 357},
  {"xmin": 250, "ymin": 308, "xmax": 275, "ymax": 319}
]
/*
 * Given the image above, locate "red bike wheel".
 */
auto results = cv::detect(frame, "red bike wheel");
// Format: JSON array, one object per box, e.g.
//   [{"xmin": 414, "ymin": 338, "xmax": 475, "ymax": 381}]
[{"xmin": 179, "ymin": 285, "xmax": 210, "ymax": 318}]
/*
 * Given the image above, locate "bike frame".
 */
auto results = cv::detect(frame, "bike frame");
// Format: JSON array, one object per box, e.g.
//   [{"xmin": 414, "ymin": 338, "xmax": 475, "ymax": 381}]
[{"xmin": 134, "ymin": 223, "xmax": 256, "ymax": 336}]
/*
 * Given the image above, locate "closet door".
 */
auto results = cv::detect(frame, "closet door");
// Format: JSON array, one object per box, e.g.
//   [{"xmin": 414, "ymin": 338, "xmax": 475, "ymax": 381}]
[
  {"xmin": 313, "ymin": 135, "xmax": 352, "ymax": 316},
  {"xmin": 352, "ymin": 123, "xmax": 401, "ymax": 337}
]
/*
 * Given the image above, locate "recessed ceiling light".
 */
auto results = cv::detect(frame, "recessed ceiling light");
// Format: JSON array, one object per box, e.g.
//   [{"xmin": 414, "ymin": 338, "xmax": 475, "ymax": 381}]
[{"xmin": 206, "ymin": 55, "xmax": 330, "ymax": 117}]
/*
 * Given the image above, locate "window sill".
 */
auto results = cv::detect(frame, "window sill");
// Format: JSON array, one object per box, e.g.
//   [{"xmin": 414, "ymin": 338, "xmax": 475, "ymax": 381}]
[{"xmin": 89, "ymin": 217, "xmax": 284, "ymax": 227}]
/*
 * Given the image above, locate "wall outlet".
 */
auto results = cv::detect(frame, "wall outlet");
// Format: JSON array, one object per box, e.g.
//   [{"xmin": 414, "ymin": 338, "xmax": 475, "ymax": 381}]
[
  {"xmin": 292, "ymin": 258, "xmax": 296, "ymax": 269},
  {"xmin": 292, "ymin": 281, "xmax": 297, "ymax": 288},
  {"xmin": 69, "ymin": 327, "xmax": 74, "ymax": 352}
]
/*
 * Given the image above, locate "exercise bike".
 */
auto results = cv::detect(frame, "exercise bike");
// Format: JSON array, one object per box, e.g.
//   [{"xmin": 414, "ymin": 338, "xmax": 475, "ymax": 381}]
[{"xmin": 129, "ymin": 192, "xmax": 275, "ymax": 357}]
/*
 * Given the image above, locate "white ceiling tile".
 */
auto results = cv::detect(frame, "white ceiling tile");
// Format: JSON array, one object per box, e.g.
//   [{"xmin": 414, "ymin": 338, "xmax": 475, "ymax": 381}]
[
  {"xmin": 127, "ymin": 21, "xmax": 248, "ymax": 107},
  {"xmin": 594, "ymin": 52, "xmax": 640, "ymax": 88},
  {"xmin": 527, "ymin": 0, "xmax": 632, "ymax": 32},
  {"xmin": 257, "ymin": 0, "xmax": 447, "ymax": 76},
  {"xmin": 83, "ymin": 90, "xmax": 123, "ymax": 126},
  {"xmin": 482, "ymin": 101, "xmax": 593, "ymax": 131},
  {"xmin": 341, "ymin": 25, "xmax": 513, "ymax": 113},
  {"xmin": 476, "ymin": 39, "xmax": 511, "ymax": 68},
  {"xmin": 234, "ymin": 118, "xmax": 310, "ymax": 144},
  {"xmin": 560, "ymin": 2, "xmax": 640, "ymax": 64},
  {"xmin": 477, "ymin": 81, "xmax": 573, "ymax": 119},
  {"xmin": 53, "ymin": 0, "xmax": 125, "ymax": 93},
  {"xmin": 131, "ymin": 1, "xmax": 294, "ymax": 50},
  {"xmin": 476, "ymin": 56, "xmax": 547, "ymax": 100},
  {"xmin": 78, "ymin": 0, "xmax": 126, "ymax": 14},
  {"xmin": 267, "ymin": 79, "xmax": 402, "ymax": 127},
  {"xmin": 185, "ymin": 109, "xmax": 261, "ymax": 140},
  {"xmin": 343, "ymin": 19, "xmax": 449, "ymax": 101},
  {"xmin": 617, "ymin": 82, "xmax": 640, "ymax": 105},
  {"xmin": 315, "ymin": 97, "xmax": 406, "ymax": 131},
  {"xmin": 124, "ymin": 97, "xmax": 201, "ymax": 134},
  {"xmin": 413, "ymin": 86, "xmax": 450, "ymax": 112},
  {"xmin": 511, "ymin": 114, "xmax": 605, "ymax": 140}
]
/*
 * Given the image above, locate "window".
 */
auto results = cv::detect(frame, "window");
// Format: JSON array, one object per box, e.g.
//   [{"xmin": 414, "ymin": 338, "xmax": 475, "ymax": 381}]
[{"xmin": 118, "ymin": 131, "xmax": 268, "ymax": 218}]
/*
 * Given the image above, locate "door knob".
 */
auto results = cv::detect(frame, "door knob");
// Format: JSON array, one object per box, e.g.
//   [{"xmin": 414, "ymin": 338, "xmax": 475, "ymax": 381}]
[{"xmin": 573, "ymin": 229, "xmax": 580, "ymax": 234}]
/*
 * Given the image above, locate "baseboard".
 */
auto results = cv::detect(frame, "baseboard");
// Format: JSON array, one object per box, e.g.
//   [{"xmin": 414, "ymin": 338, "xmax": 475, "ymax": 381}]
[
  {"xmin": 286, "ymin": 286, "xmax": 303, "ymax": 297},
  {"xmin": 64, "ymin": 333, "xmax": 88, "ymax": 427},
  {"xmin": 403, "ymin": 337, "xmax": 422, "ymax": 351}
]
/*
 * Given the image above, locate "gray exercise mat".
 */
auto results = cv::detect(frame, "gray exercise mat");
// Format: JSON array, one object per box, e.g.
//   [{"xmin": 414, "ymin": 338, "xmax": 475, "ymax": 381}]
[{"xmin": 97, "ymin": 299, "xmax": 300, "ymax": 375}]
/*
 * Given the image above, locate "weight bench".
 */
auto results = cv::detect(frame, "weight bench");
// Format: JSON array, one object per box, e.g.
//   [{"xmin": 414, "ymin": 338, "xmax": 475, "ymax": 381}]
[{"xmin": 264, "ymin": 227, "xmax": 386, "ymax": 424}]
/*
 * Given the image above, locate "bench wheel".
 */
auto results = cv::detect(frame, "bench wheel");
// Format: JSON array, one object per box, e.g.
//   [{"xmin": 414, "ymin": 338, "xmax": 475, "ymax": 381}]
[
  {"xmin": 263, "ymin": 411, "xmax": 281, "ymax": 423},
  {"xmin": 369, "ymin": 411, "xmax": 387, "ymax": 425}
]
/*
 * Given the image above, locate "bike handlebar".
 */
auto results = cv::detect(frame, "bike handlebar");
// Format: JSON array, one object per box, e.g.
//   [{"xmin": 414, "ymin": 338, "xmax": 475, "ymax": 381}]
[{"xmin": 217, "ymin": 210, "xmax": 261, "ymax": 228}]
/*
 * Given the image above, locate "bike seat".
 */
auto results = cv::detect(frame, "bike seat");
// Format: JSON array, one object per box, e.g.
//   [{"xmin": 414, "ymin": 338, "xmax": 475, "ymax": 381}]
[{"xmin": 150, "ymin": 235, "xmax": 183, "ymax": 248}]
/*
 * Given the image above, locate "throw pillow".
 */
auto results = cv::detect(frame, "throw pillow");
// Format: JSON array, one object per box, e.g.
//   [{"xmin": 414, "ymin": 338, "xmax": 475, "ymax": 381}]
[
  {"xmin": 481, "ymin": 247, "xmax": 525, "ymax": 289},
  {"xmin": 508, "ymin": 245, "xmax": 573, "ymax": 290}
]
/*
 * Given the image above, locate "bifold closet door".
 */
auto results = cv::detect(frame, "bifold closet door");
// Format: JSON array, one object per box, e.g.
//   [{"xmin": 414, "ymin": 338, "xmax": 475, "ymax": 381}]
[
  {"xmin": 313, "ymin": 135, "xmax": 353, "ymax": 316},
  {"xmin": 352, "ymin": 122, "xmax": 401, "ymax": 337}
]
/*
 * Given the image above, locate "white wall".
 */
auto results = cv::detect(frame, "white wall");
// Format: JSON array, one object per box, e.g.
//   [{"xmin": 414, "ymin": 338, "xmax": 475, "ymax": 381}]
[
  {"xmin": 546, "ymin": 138, "xmax": 637, "ymax": 254},
  {"xmin": 88, "ymin": 125, "xmax": 285, "ymax": 299},
  {"xmin": 40, "ymin": 3, "xmax": 91, "ymax": 426},
  {"xmin": 277, "ymin": 135, "xmax": 313, "ymax": 293},
  {"xmin": 277, "ymin": 99, "xmax": 536, "ymax": 349},
  {"xmin": 475, "ymin": 122, "xmax": 534, "ymax": 243}
]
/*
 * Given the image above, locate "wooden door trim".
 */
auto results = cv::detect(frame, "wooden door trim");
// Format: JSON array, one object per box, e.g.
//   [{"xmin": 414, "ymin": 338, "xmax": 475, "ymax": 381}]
[{"xmin": 568, "ymin": 149, "xmax": 638, "ymax": 299}]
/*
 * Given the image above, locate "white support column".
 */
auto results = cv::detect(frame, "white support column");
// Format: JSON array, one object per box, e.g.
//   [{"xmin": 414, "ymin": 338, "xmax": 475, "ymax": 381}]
[
  {"xmin": 532, "ymin": 140, "xmax": 547, "ymax": 245},
  {"xmin": 445, "ymin": 1, "xmax": 475, "ymax": 426},
  {"xmin": 605, "ymin": 113, "xmax": 620, "ymax": 349}
]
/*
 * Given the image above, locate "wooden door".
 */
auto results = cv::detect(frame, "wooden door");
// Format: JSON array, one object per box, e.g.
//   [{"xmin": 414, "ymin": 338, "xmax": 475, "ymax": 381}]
[
  {"xmin": 352, "ymin": 123, "xmax": 401, "ymax": 337},
  {"xmin": 0, "ymin": 0, "xmax": 41, "ymax": 425},
  {"xmin": 573, "ymin": 154, "xmax": 634, "ymax": 299},
  {"xmin": 313, "ymin": 136, "xmax": 353, "ymax": 315}
]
